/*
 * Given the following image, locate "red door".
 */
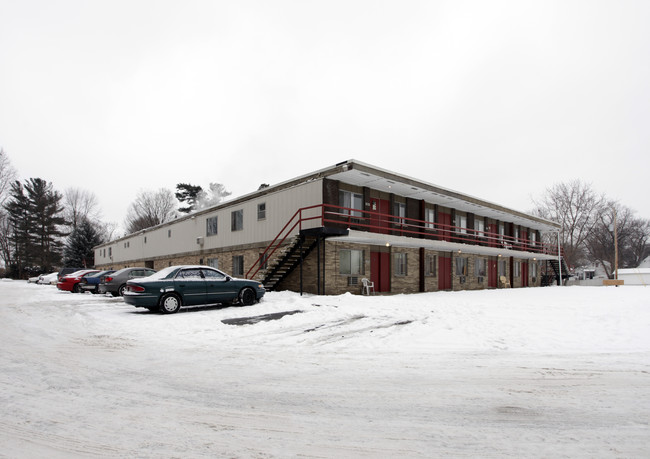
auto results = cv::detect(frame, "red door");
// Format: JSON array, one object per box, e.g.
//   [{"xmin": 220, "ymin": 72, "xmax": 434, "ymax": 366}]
[
  {"xmin": 488, "ymin": 258, "xmax": 497, "ymax": 288},
  {"xmin": 438, "ymin": 256, "xmax": 452, "ymax": 290},
  {"xmin": 521, "ymin": 230, "xmax": 528, "ymax": 250},
  {"xmin": 438, "ymin": 212, "xmax": 451, "ymax": 242},
  {"xmin": 371, "ymin": 251, "xmax": 390, "ymax": 292},
  {"xmin": 369, "ymin": 198, "xmax": 390, "ymax": 234},
  {"xmin": 521, "ymin": 261, "xmax": 529, "ymax": 287}
]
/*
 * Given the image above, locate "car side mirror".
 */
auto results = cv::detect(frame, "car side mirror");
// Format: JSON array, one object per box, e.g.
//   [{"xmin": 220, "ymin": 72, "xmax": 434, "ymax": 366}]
[{"xmin": 225, "ymin": 276, "xmax": 232, "ymax": 282}]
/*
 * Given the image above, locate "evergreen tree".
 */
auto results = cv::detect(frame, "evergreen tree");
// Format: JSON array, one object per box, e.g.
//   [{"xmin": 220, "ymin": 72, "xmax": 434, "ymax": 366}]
[
  {"xmin": 175, "ymin": 183, "xmax": 203, "ymax": 213},
  {"xmin": 64, "ymin": 218, "xmax": 103, "ymax": 268},
  {"xmin": 4, "ymin": 178, "xmax": 66, "ymax": 277}
]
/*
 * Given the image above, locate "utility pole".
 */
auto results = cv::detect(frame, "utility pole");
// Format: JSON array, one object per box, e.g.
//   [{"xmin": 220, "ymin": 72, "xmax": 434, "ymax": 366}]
[{"xmin": 613, "ymin": 207, "xmax": 619, "ymax": 280}]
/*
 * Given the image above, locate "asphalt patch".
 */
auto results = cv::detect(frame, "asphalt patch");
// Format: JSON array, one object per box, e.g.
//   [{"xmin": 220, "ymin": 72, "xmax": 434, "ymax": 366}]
[{"xmin": 221, "ymin": 309, "xmax": 303, "ymax": 326}]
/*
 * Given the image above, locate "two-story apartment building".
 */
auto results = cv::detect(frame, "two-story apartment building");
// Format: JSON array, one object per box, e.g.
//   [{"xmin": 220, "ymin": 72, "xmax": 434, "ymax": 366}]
[{"xmin": 94, "ymin": 160, "xmax": 565, "ymax": 295}]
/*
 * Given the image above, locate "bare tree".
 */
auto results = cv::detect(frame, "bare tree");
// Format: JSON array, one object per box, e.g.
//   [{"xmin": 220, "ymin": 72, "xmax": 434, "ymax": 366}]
[
  {"xmin": 63, "ymin": 187, "xmax": 101, "ymax": 231},
  {"xmin": 125, "ymin": 188, "xmax": 177, "ymax": 233},
  {"xmin": 585, "ymin": 203, "xmax": 650, "ymax": 277},
  {"xmin": 0, "ymin": 148, "xmax": 17, "ymax": 205},
  {"xmin": 532, "ymin": 180, "xmax": 606, "ymax": 269},
  {"xmin": 0, "ymin": 149, "xmax": 17, "ymax": 269}
]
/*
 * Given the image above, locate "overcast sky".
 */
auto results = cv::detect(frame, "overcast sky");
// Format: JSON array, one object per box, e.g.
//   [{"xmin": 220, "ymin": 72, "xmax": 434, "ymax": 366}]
[{"xmin": 1, "ymin": 0, "xmax": 649, "ymax": 232}]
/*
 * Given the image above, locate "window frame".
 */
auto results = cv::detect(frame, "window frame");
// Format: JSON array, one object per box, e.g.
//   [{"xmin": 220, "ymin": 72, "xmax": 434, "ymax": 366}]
[
  {"xmin": 339, "ymin": 249, "xmax": 364, "ymax": 275},
  {"xmin": 455, "ymin": 257, "xmax": 468, "ymax": 276},
  {"xmin": 206, "ymin": 216, "xmax": 218, "ymax": 236},
  {"xmin": 257, "ymin": 202, "xmax": 266, "ymax": 221},
  {"xmin": 339, "ymin": 190, "xmax": 363, "ymax": 218},
  {"xmin": 231, "ymin": 209, "xmax": 244, "ymax": 232},
  {"xmin": 232, "ymin": 255, "xmax": 244, "ymax": 276},
  {"xmin": 474, "ymin": 257, "xmax": 486, "ymax": 277},
  {"xmin": 457, "ymin": 215, "xmax": 467, "ymax": 234},
  {"xmin": 425, "ymin": 253, "xmax": 437, "ymax": 276},
  {"xmin": 394, "ymin": 252, "xmax": 408, "ymax": 276}
]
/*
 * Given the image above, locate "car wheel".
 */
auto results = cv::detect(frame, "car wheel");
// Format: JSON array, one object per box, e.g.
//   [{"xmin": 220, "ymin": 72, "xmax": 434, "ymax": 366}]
[
  {"xmin": 159, "ymin": 293, "xmax": 181, "ymax": 314},
  {"xmin": 72, "ymin": 283, "xmax": 81, "ymax": 293},
  {"xmin": 118, "ymin": 284, "xmax": 127, "ymax": 296},
  {"xmin": 239, "ymin": 288, "xmax": 256, "ymax": 306}
]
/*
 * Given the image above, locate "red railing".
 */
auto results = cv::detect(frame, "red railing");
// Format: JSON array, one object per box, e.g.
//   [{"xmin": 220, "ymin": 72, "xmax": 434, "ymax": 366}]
[{"xmin": 246, "ymin": 204, "xmax": 563, "ymax": 279}]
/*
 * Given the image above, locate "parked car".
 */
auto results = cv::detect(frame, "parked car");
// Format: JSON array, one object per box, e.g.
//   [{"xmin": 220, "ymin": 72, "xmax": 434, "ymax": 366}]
[
  {"xmin": 37, "ymin": 272, "xmax": 59, "ymax": 285},
  {"xmin": 98, "ymin": 267, "xmax": 156, "ymax": 296},
  {"xmin": 56, "ymin": 269, "xmax": 100, "ymax": 293},
  {"xmin": 123, "ymin": 265, "xmax": 265, "ymax": 313},
  {"xmin": 57, "ymin": 267, "xmax": 83, "ymax": 283},
  {"xmin": 79, "ymin": 270, "xmax": 115, "ymax": 293},
  {"xmin": 27, "ymin": 275, "xmax": 41, "ymax": 283}
]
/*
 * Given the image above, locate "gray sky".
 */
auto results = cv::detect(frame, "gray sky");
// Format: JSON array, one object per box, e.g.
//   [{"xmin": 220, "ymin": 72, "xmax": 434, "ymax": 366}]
[{"xmin": 1, "ymin": 0, "xmax": 649, "ymax": 231}]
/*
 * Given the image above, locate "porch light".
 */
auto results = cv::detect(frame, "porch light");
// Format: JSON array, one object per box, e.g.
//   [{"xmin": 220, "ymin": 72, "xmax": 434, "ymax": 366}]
[{"xmin": 385, "ymin": 242, "xmax": 390, "ymax": 247}]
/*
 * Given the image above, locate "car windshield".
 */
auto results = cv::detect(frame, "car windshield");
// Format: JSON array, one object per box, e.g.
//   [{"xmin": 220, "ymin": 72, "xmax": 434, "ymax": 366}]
[{"xmin": 146, "ymin": 266, "xmax": 179, "ymax": 280}]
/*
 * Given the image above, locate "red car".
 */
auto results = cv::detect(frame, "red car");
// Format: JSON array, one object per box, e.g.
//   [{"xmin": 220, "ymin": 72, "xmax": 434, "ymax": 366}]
[{"xmin": 56, "ymin": 269, "xmax": 100, "ymax": 293}]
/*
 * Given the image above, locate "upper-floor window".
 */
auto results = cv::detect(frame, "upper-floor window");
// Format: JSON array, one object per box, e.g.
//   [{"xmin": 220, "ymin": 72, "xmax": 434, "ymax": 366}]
[
  {"xmin": 168, "ymin": 229, "xmax": 172, "ymax": 238},
  {"xmin": 474, "ymin": 219, "xmax": 485, "ymax": 237},
  {"xmin": 257, "ymin": 202, "xmax": 266, "ymax": 220},
  {"xmin": 206, "ymin": 216, "xmax": 218, "ymax": 236},
  {"xmin": 394, "ymin": 202, "xmax": 406, "ymax": 224},
  {"xmin": 425, "ymin": 208, "xmax": 435, "ymax": 229},
  {"xmin": 530, "ymin": 232, "xmax": 537, "ymax": 245},
  {"xmin": 457, "ymin": 215, "xmax": 467, "ymax": 234},
  {"xmin": 231, "ymin": 210, "xmax": 243, "ymax": 231},
  {"xmin": 339, "ymin": 190, "xmax": 363, "ymax": 218},
  {"xmin": 514, "ymin": 227, "xmax": 520, "ymax": 242},
  {"xmin": 499, "ymin": 223, "xmax": 505, "ymax": 241}
]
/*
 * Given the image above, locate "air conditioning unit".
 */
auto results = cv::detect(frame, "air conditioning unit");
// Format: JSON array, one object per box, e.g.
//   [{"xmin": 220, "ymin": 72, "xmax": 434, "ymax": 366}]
[{"xmin": 196, "ymin": 237, "xmax": 204, "ymax": 245}]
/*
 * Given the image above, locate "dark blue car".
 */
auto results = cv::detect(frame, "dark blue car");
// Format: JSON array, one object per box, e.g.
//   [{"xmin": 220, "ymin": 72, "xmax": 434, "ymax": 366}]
[{"xmin": 79, "ymin": 270, "xmax": 115, "ymax": 294}]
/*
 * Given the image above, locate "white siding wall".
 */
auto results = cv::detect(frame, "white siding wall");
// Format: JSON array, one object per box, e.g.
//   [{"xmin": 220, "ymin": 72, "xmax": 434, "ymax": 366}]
[{"xmin": 95, "ymin": 179, "xmax": 324, "ymax": 265}]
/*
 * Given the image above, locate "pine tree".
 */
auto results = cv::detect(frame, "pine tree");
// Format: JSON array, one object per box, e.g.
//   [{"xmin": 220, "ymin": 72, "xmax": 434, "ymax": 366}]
[
  {"xmin": 175, "ymin": 183, "xmax": 203, "ymax": 213},
  {"xmin": 4, "ymin": 178, "xmax": 66, "ymax": 277},
  {"xmin": 64, "ymin": 219, "xmax": 103, "ymax": 268}
]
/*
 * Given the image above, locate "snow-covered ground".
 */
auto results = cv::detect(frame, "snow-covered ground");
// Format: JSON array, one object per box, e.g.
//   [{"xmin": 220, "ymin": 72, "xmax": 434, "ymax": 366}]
[{"xmin": 1, "ymin": 281, "xmax": 648, "ymax": 458}]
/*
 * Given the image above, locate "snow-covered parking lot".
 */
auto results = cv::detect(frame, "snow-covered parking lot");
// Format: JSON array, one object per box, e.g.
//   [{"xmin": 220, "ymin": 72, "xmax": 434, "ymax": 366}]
[{"xmin": 1, "ymin": 280, "xmax": 649, "ymax": 458}]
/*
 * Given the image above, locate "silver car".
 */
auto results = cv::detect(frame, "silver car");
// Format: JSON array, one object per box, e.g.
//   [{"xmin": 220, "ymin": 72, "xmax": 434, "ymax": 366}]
[{"xmin": 98, "ymin": 267, "xmax": 156, "ymax": 296}]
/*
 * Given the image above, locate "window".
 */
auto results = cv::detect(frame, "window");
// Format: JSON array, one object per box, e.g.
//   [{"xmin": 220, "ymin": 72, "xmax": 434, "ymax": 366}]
[
  {"xmin": 144, "ymin": 237, "xmax": 147, "ymax": 244},
  {"xmin": 425, "ymin": 208, "xmax": 435, "ymax": 229},
  {"xmin": 394, "ymin": 202, "xmax": 406, "ymax": 224},
  {"xmin": 257, "ymin": 202, "xmax": 266, "ymax": 220},
  {"xmin": 514, "ymin": 227, "xmax": 520, "ymax": 242},
  {"xmin": 457, "ymin": 215, "xmax": 467, "ymax": 233},
  {"xmin": 455, "ymin": 257, "xmax": 468, "ymax": 276},
  {"xmin": 474, "ymin": 219, "xmax": 485, "ymax": 237},
  {"xmin": 232, "ymin": 255, "xmax": 244, "ymax": 276},
  {"xmin": 206, "ymin": 257, "xmax": 219, "ymax": 269},
  {"xmin": 259, "ymin": 252, "xmax": 268, "ymax": 270},
  {"xmin": 499, "ymin": 223, "xmax": 505, "ymax": 241},
  {"xmin": 498, "ymin": 259, "xmax": 507, "ymax": 277},
  {"xmin": 531, "ymin": 262, "xmax": 538, "ymax": 281},
  {"xmin": 339, "ymin": 190, "xmax": 363, "ymax": 218},
  {"xmin": 394, "ymin": 253, "xmax": 408, "ymax": 276},
  {"xmin": 514, "ymin": 261, "xmax": 521, "ymax": 277},
  {"xmin": 124, "ymin": 242, "xmax": 130, "ymax": 248},
  {"xmin": 108, "ymin": 247, "xmax": 112, "ymax": 257},
  {"xmin": 530, "ymin": 232, "xmax": 537, "ymax": 246},
  {"xmin": 231, "ymin": 210, "xmax": 243, "ymax": 231},
  {"xmin": 339, "ymin": 249, "xmax": 364, "ymax": 275},
  {"xmin": 206, "ymin": 216, "xmax": 218, "ymax": 236},
  {"xmin": 425, "ymin": 254, "xmax": 437, "ymax": 276},
  {"xmin": 178, "ymin": 268, "xmax": 203, "ymax": 280},
  {"xmin": 203, "ymin": 269, "xmax": 226, "ymax": 280},
  {"xmin": 168, "ymin": 229, "xmax": 172, "ymax": 238},
  {"xmin": 475, "ymin": 258, "xmax": 486, "ymax": 277}
]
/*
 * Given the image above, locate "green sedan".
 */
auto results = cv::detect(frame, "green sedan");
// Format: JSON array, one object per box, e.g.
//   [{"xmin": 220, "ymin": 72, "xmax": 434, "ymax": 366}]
[{"xmin": 123, "ymin": 265, "xmax": 265, "ymax": 314}]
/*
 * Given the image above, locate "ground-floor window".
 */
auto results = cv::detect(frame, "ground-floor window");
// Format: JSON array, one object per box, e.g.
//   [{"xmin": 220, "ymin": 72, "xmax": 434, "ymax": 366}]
[
  {"xmin": 475, "ymin": 258, "xmax": 486, "ymax": 277},
  {"xmin": 340, "ymin": 249, "xmax": 364, "ymax": 275},
  {"xmin": 531, "ymin": 262, "xmax": 538, "ymax": 282},
  {"xmin": 425, "ymin": 253, "xmax": 436, "ymax": 276},
  {"xmin": 232, "ymin": 255, "xmax": 244, "ymax": 276},
  {"xmin": 207, "ymin": 257, "xmax": 219, "ymax": 269},
  {"xmin": 498, "ymin": 259, "xmax": 506, "ymax": 277},
  {"xmin": 514, "ymin": 261, "xmax": 521, "ymax": 277},
  {"xmin": 455, "ymin": 257, "xmax": 468, "ymax": 276},
  {"xmin": 394, "ymin": 252, "xmax": 408, "ymax": 276}
]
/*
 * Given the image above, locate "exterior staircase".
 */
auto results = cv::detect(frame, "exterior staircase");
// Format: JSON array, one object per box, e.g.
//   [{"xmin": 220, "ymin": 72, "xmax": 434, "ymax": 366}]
[
  {"xmin": 257, "ymin": 233, "xmax": 321, "ymax": 291},
  {"xmin": 543, "ymin": 258, "xmax": 570, "ymax": 286}
]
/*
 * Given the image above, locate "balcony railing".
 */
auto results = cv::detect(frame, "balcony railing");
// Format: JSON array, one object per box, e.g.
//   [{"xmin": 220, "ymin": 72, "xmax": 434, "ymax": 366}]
[{"xmin": 246, "ymin": 204, "xmax": 563, "ymax": 279}]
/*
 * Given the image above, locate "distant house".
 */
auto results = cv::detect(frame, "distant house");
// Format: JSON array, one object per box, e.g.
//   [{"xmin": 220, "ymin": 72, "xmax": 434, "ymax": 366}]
[
  {"xmin": 94, "ymin": 160, "xmax": 564, "ymax": 294},
  {"xmin": 617, "ymin": 269, "xmax": 650, "ymax": 286}
]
